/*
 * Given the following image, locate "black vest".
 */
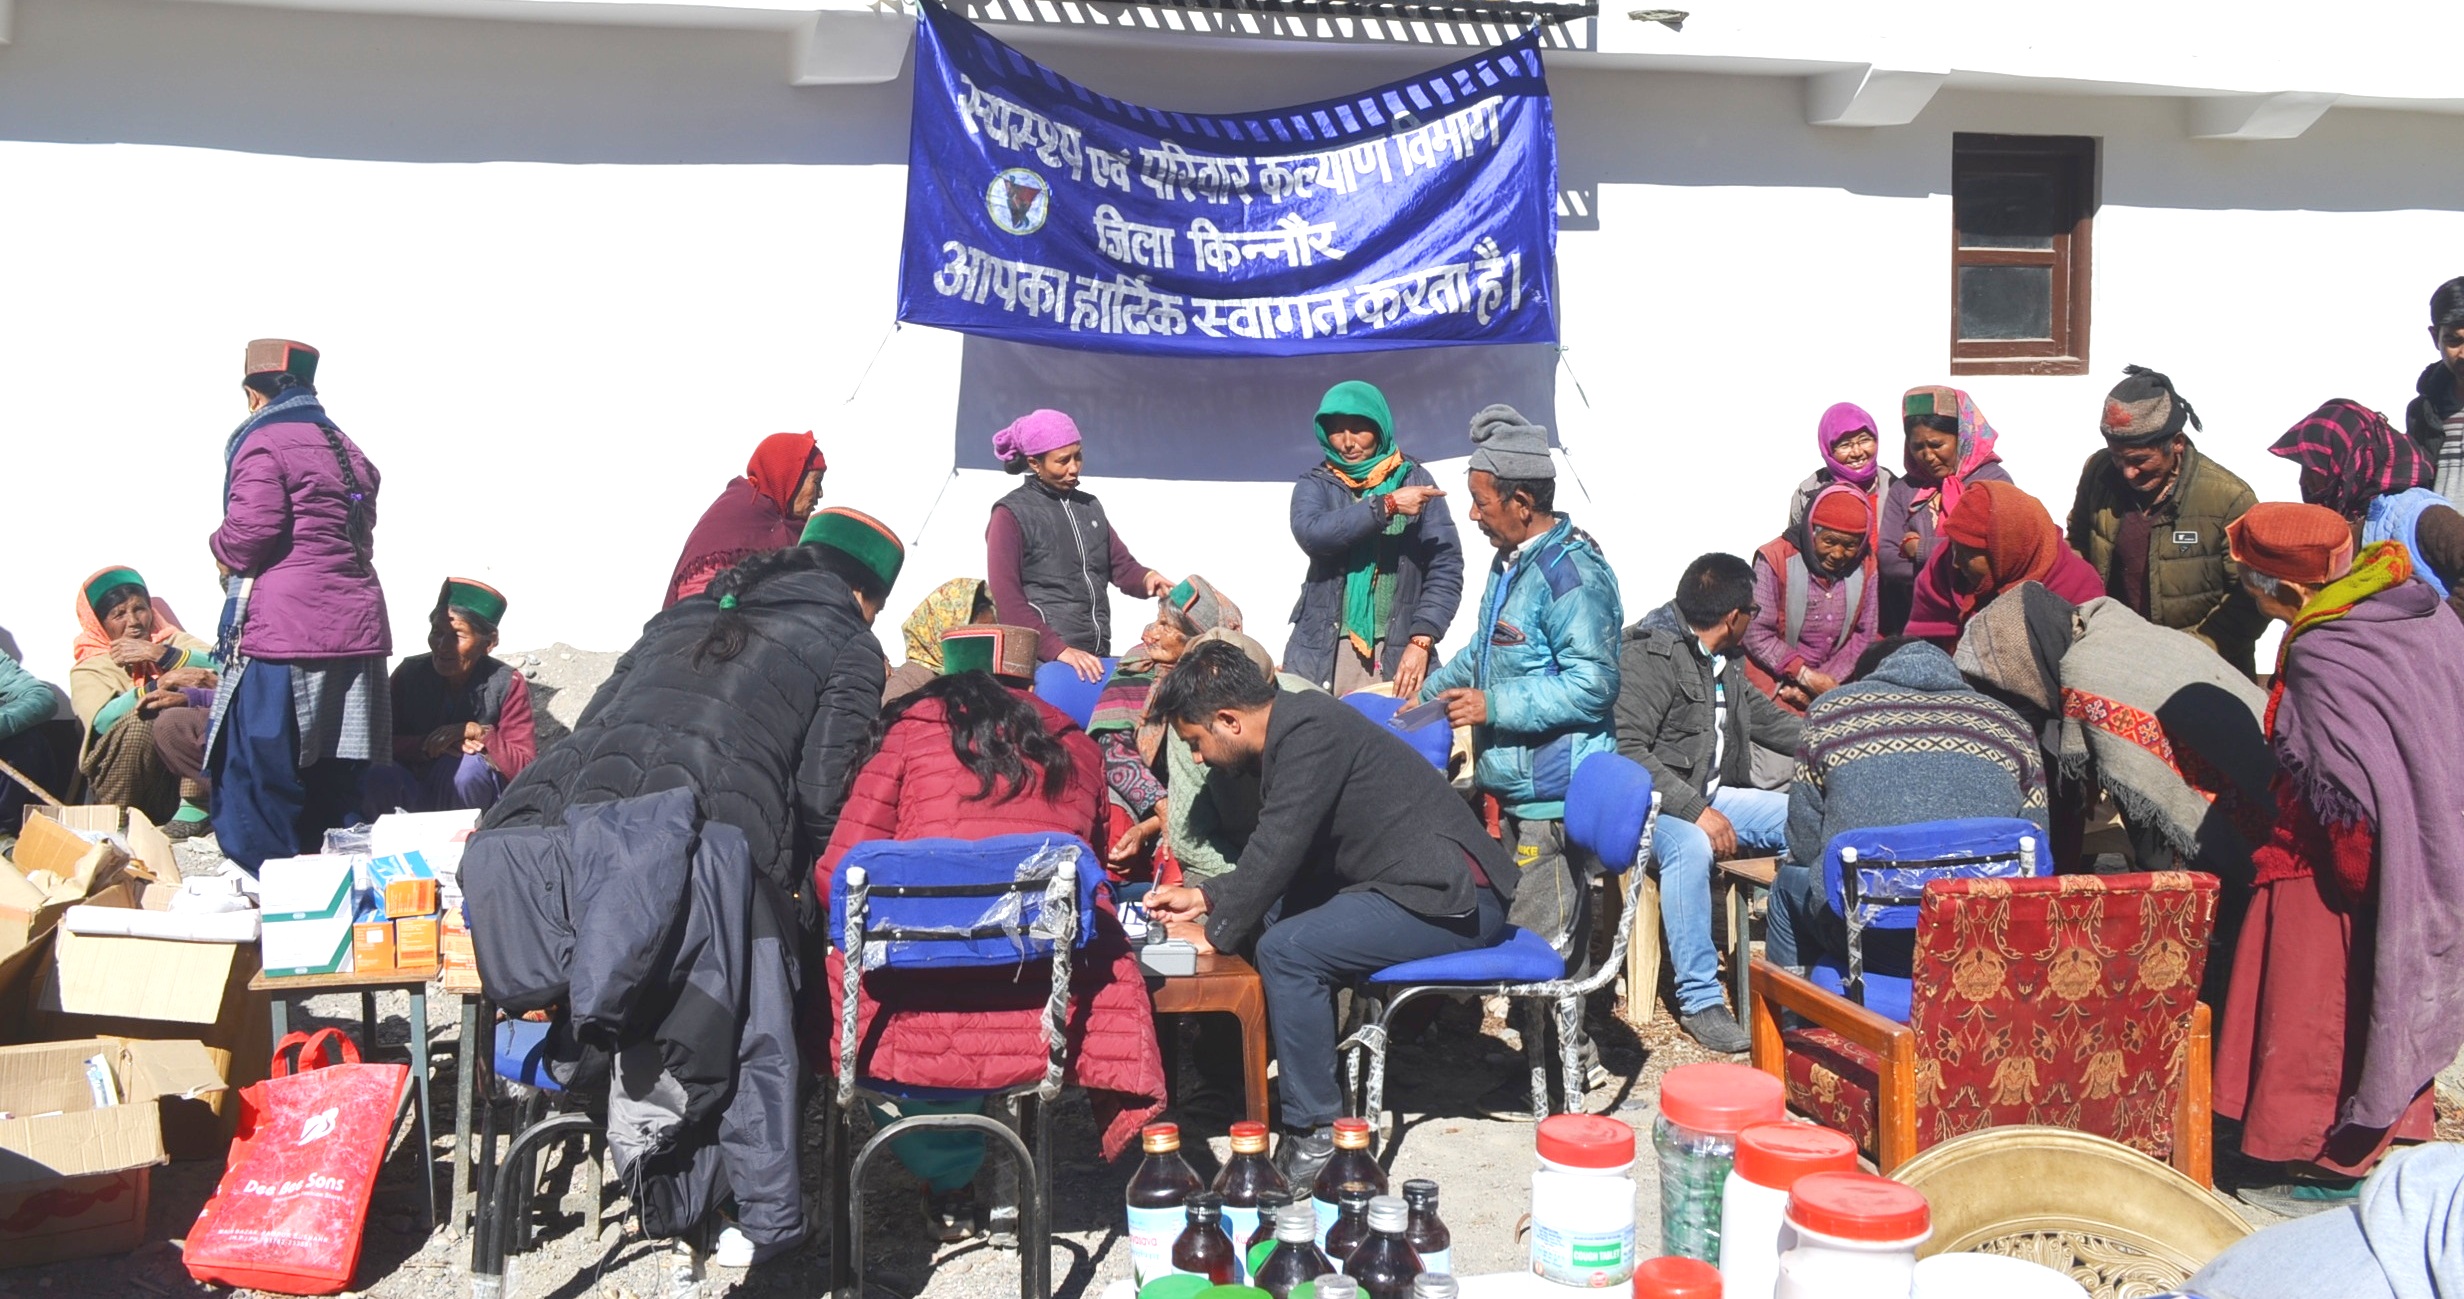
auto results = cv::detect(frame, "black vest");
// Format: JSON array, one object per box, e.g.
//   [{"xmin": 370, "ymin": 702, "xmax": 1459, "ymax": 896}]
[{"xmin": 998, "ymin": 480, "xmax": 1116, "ymax": 655}]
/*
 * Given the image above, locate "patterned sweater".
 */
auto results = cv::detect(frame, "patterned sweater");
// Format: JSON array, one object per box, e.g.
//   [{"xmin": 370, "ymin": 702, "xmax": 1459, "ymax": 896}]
[{"xmin": 1785, "ymin": 641, "xmax": 2048, "ymax": 870}]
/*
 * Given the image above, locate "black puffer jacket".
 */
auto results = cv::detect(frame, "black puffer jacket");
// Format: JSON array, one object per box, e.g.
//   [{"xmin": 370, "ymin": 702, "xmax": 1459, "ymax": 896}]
[{"xmin": 484, "ymin": 564, "xmax": 887, "ymax": 927}]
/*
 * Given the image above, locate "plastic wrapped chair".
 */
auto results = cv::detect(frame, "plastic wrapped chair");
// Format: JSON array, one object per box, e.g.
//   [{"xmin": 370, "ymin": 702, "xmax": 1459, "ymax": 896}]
[
  {"xmin": 1030, "ymin": 658, "xmax": 1119, "ymax": 729},
  {"xmin": 826, "ymin": 832, "xmax": 1099, "ymax": 1299},
  {"xmin": 1814, "ymin": 817, "xmax": 2051, "ymax": 1022},
  {"xmin": 1332, "ymin": 702, "xmax": 1656, "ymax": 1143},
  {"xmin": 468, "ymin": 1014, "xmax": 606, "ymax": 1299}
]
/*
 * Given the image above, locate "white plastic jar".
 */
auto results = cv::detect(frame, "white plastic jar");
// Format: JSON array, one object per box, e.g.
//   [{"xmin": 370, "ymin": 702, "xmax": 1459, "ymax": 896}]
[
  {"xmin": 1528, "ymin": 1114, "xmax": 1638, "ymax": 1288},
  {"xmin": 1774, "ymin": 1172, "xmax": 1931, "ymax": 1299},
  {"xmin": 1720, "ymin": 1122, "xmax": 1859, "ymax": 1299}
]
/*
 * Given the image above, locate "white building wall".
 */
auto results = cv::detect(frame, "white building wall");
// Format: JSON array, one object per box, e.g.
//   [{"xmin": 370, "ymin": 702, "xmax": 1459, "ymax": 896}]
[{"xmin": 1, "ymin": 0, "xmax": 2458, "ymax": 690}]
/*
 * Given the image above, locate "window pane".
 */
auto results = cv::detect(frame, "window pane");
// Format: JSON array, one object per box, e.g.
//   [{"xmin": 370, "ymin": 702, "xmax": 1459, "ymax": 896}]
[
  {"xmin": 1957, "ymin": 169, "xmax": 2062, "ymax": 250},
  {"xmin": 1958, "ymin": 264, "xmax": 2053, "ymax": 340}
]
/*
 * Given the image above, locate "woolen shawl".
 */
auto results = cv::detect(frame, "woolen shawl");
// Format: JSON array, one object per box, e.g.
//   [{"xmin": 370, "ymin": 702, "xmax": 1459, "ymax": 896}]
[{"xmin": 2271, "ymin": 573, "xmax": 2464, "ymax": 1130}]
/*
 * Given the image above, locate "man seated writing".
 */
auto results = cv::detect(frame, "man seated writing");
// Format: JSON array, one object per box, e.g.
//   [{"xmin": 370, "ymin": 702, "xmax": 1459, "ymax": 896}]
[{"xmin": 1145, "ymin": 640, "xmax": 1513, "ymax": 1190}]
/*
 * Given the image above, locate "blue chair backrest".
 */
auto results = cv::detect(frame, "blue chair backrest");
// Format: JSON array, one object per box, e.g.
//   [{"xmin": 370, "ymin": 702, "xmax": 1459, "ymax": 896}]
[
  {"xmin": 1032, "ymin": 658, "xmax": 1119, "ymax": 730},
  {"xmin": 1341, "ymin": 691, "xmax": 1452, "ymax": 772},
  {"xmin": 1564, "ymin": 752, "xmax": 1655, "ymax": 875},
  {"xmin": 493, "ymin": 1017, "xmax": 564, "ymax": 1092},
  {"xmin": 828, "ymin": 833, "xmax": 1100, "ymax": 970},
  {"xmin": 1814, "ymin": 817, "xmax": 2051, "ymax": 1019},
  {"xmin": 1821, "ymin": 817, "xmax": 2052, "ymax": 930}
]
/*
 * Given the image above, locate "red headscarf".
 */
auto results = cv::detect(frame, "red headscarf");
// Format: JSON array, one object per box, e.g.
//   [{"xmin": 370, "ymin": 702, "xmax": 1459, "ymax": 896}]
[
  {"xmin": 746, "ymin": 432, "xmax": 823, "ymax": 514},
  {"xmin": 1941, "ymin": 480, "xmax": 2065, "ymax": 613}
]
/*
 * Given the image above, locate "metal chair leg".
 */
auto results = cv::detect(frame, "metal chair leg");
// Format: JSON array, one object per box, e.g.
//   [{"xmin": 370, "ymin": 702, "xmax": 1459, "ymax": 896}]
[
  {"xmin": 1556, "ymin": 994, "xmax": 1585, "ymax": 1115},
  {"xmin": 510, "ymin": 1092, "xmax": 546, "ymax": 1255},
  {"xmin": 847, "ymin": 1112, "xmax": 1042, "ymax": 1299},
  {"xmin": 469, "ymin": 1113, "xmax": 596, "ymax": 1299},
  {"xmin": 1020, "ymin": 1094, "xmax": 1052, "ymax": 1299},
  {"xmin": 829, "ymin": 1090, "xmax": 855, "ymax": 1299}
]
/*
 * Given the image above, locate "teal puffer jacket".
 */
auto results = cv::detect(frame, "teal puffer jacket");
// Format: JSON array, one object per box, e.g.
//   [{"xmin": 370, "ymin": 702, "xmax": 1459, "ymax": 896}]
[{"xmin": 1417, "ymin": 515, "xmax": 1623, "ymax": 819}]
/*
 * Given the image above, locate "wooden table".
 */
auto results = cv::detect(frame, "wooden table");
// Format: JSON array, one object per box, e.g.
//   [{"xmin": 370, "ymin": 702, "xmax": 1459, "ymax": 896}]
[
  {"xmin": 249, "ymin": 965, "xmax": 441, "ymax": 1226},
  {"xmin": 1715, "ymin": 856, "xmax": 1780, "ymax": 1018},
  {"xmin": 1147, "ymin": 953, "xmax": 1271, "ymax": 1127}
]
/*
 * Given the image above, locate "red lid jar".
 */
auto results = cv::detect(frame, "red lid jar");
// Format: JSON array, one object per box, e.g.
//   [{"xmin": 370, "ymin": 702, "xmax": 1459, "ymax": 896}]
[
  {"xmin": 1631, "ymin": 1255, "xmax": 1722, "ymax": 1298},
  {"xmin": 1658, "ymin": 1063, "xmax": 1785, "ymax": 1137},
  {"xmin": 1783, "ymin": 1172, "xmax": 1932, "ymax": 1244},
  {"xmin": 1535, "ymin": 1113, "xmax": 1637, "ymax": 1170},
  {"xmin": 1731, "ymin": 1123, "xmax": 1859, "ymax": 1193}
]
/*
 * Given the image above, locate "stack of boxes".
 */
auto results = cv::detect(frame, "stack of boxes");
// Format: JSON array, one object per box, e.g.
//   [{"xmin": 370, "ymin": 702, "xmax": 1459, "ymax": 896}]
[{"xmin": 351, "ymin": 852, "xmax": 441, "ymax": 973}]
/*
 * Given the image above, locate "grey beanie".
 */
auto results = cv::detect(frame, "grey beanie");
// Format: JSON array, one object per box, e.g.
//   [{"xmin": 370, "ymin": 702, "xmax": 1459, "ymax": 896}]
[{"xmin": 1467, "ymin": 404, "xmax": 1554, "ymax": 480}]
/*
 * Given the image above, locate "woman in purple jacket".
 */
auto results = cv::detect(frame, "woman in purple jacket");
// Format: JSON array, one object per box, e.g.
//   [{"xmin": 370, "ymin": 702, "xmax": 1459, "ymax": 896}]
[{"xmin": 206, "ymin": 339, "xmax": 392, "ymax": 872}]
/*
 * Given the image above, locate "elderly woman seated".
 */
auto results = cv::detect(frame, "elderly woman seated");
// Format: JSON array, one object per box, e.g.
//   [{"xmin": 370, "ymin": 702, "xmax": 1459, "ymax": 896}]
[
  {"xmin": 68, "ymin": 567, "xmax": 218, "ymax": 836},
  {"xmin": 1088, "ymin": 576, "xmax": 1243, "ymax": 880},
  {"xmin": 1746, "ymin": 484, "xmax": 1880, "ymax": 712},
  {"xmin": 366, "ymin": 579, "xmax": 535, "ymax": 815}
]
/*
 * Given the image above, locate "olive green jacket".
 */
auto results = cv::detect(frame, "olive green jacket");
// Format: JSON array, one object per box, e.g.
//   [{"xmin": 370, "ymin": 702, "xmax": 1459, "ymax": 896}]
[{"xmin": 2066, "ymin": 442, "xmax": 2264, "ymax": 676}]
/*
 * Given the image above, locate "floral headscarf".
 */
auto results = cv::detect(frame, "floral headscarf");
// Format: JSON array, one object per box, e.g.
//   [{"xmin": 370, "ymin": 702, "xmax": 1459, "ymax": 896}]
[
  {"xmin": 899, "ymin": 577, "xmax": 988, "ymax": 671},
  {"xmin": 1902, "ymin": 386, "xmax": 2003, "ymax": 522}
]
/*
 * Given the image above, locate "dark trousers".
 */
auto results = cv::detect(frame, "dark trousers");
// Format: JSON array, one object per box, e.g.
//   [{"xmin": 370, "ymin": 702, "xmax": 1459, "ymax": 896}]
[
  {"xmin": 211, "ymin": 662, "xmax": 368, "ymax": 872},
  {"xmin": 1253, "ymin": 886, "xmax": 1505, "ymax": 1129}
]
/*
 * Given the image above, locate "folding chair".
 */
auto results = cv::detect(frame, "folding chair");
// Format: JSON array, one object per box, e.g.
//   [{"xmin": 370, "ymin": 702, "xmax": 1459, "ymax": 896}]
[
  {"xmin": 1334, "ymin": 698, "xmax": 1656, "ymax": 1141},
  {"xmin": 1030, "ymin": 658, "xmax": 1119, "ymax": 729},
  {"xmin": 826, "ymin": 833, "xmax": 1099, "ymax": 1299},
  {"xmin": 1814, "ymin": 817, "xmax": 2052, "ymax": 1022},
  {"xmin": 468, "ymin": 1013, "xmax": 606, "ymax": 1299}
]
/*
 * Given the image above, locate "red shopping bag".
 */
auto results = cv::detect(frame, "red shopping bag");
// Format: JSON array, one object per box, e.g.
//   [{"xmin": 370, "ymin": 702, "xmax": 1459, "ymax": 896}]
[{"xmin": 183, "ymin": 1028, "xmax": 412, "ymax": 1295}]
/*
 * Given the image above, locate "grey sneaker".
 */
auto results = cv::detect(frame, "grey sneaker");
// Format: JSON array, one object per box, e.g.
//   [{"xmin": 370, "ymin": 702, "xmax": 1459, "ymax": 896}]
[{"xmin": 1680, "ymin": 1005, "xmax": 1751, "ymax": 1055}]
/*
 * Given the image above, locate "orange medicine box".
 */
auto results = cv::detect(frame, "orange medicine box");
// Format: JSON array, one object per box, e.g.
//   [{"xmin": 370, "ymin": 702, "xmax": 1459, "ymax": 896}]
[
  {"xmin": 351, "ymin": 921, "xmax": 396, "ymax": 972},
  {"xmin": 393, "ymin": 914, "xmax": 439, "ymax": 968},
  {"xmin": 365, "ymin": 852, "xmax": 438, "ymax": 920}
]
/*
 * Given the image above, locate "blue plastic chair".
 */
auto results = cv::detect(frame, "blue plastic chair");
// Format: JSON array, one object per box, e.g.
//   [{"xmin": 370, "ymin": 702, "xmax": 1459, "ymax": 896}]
[
  {"xmin": 1030, "ymin": 657, "xmax": 1119, "ymax": 729},
  {"xmin": 1338, "ymin": 691, "xmax": 1454, "ymax": 772},
  {"xmin": 825, "ymin": 833, "xmax": 1097, "ymax": 1299},
  {"xmin": 471, "ymin": 1017, "xmax": 606, "ymax": 1280},
  {"xmin": 1332, "ymin": 709, "xmax": 1658, "ymax": 1138},
  {"xmin": 1811, "ymin": 817, "xmax": 2052, "ymax": 1021}
]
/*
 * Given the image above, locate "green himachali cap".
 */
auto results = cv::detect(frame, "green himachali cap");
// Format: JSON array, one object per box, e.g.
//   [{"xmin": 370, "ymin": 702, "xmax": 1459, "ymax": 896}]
[
  {"xmin": 800, "ymin": 507, "xmax": 906, "ymax": 591},
  {"xmin": 83, "ymin": 567, "xmax": 145, "ymax": 611},
  {"xmin": 438, "ymin": 577, "xmax": 508, "ymax": 628}
]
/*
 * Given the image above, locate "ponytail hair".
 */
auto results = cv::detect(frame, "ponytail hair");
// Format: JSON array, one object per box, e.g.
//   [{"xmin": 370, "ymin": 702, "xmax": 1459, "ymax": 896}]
[
  {"xmin": 694, "ymin": 544, "xmax": 889, "ymax": 668},
  {"xmin": 844, "ymin": 670, "xmax": 1075, "ymax": 804}
]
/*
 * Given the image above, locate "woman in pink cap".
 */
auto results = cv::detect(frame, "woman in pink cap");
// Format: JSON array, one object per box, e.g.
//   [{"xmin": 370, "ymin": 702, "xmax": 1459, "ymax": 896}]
[{"xmin": 986, "ymin": 410, "xmax": 1172, "ymax": 681}]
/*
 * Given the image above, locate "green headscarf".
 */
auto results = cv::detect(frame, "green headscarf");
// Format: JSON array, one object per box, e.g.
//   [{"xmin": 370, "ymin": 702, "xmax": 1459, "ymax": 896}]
[{"xmin": 1314, "ymin": 381, "xmax": 1412, "ymax": 660}]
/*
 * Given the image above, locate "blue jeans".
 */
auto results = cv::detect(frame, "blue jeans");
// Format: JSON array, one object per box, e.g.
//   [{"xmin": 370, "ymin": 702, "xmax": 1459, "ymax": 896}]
[
  {"xmin": 1651, "ymin": 787, "xmax": 1791, "ymax": 1016},
  {"xmin": 1763, "ymin": 862, "xmax": 1837, "ymax": 971}
]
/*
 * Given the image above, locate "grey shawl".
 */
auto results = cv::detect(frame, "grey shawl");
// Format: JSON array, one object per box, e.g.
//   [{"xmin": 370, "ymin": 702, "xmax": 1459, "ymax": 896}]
[{"xmin": 1957, "ymin": 586, "xmax": 2273, "ymax": 871}]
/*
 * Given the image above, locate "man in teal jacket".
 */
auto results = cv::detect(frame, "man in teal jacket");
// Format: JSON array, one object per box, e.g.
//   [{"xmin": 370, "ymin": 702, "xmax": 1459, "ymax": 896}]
[{"xmin": 1419, "ymin": 405, "xmax": 1622, "ymax": 1107}]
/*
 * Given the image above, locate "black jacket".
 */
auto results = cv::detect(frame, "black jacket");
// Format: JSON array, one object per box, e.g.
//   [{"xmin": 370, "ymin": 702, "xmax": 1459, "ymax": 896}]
[
  {"xmin": 1196, "ymin": 688, "xmax": 1513, "ymax": 949},
  {"xmin": 463, "ymin": 789, "xmax": 804, "ymax": 1247},
  {"xmin": 484, "ymin": 565, "xmax": 885, "ymax": 926},
  {"xmin": 2407, "ymin": 360, "xmax": 2462, "ymax": 461},
  {"xmin": 1614, "ymin": 602, "xmax": 1804, "ymax": 824}
]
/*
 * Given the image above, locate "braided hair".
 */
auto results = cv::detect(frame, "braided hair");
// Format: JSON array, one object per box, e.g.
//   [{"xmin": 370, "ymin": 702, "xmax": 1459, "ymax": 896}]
[
  {"xmin": 842, "ymin": 670, "xmax": 1075, "ymax": 804},
  {"xmin": 693, "ymin": 544, "xmax": 888, "ymax": 668}
]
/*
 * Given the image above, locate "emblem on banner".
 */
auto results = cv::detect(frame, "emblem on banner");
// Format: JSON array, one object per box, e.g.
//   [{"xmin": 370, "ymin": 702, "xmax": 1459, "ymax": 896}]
[{"xmin": 986, "ymin": 167, "xmax": 1051, "ymax": 236}]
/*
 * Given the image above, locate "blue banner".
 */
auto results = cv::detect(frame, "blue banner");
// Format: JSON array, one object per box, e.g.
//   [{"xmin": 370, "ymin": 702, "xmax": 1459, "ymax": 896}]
[{"xmin": 897, "ymin": 3, "xmax": 1558, "ymax": 357}]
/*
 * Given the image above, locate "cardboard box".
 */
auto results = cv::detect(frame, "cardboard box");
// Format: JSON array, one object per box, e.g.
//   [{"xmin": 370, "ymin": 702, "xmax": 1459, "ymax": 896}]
[
  {"xmin": 352, "ymin": 920, "xmax": 396, "ymax": 972},
  {"xmin": 0, "ymin": 1037, "xmax": 226, "ymax": 1267},
  {"xmin": 259, "ymin": 856, "xmax": 355, "ymax": 977},
  {"xmin": 393, "ymin": 913, "xmax": 439, "ymax": 968},
  {"xmin": 25, "ymin": 929, "xmax": 267, "ymax": 1160},
  {"xmin": 365, "ymin": 851, "xmax": 438, "ymax": 919},
  {"xmin": 21, "ymin": 806, "xmax": 175, "ymax": 885}
]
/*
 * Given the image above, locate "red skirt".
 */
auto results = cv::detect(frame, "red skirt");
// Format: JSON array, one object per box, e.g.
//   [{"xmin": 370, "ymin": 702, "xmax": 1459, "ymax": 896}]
[{"xmin": 2213, "ymin": 872, "xmax": 2435, "ymax": 1176}]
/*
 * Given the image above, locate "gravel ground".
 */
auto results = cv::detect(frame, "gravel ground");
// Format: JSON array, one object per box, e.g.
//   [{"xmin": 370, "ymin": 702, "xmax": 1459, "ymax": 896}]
[{"xmin": 12, "ymin": 641, "xmax": 2446, "ymax": 1299}]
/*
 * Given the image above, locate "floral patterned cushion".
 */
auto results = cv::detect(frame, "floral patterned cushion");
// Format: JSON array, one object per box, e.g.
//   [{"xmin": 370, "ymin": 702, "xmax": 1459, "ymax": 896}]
[{"xmin": 1782, "ymin": 872, "xmax": 2218, "ymax": 1162}]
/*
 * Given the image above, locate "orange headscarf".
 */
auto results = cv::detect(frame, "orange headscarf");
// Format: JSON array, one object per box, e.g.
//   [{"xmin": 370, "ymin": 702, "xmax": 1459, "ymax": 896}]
[
  {"xmin": 1939, "ymin": 481, "xmax": 2064, "ymax": 615},
  {"xmin": 71, "ymin": 566, "xmax": 189, "ymax": 666}
]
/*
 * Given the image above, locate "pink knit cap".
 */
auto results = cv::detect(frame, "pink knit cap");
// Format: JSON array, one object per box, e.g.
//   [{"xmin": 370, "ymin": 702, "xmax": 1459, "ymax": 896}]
[{"xmin": 992, "ymin": 409, "xmax": 1083, "ymax": 463}]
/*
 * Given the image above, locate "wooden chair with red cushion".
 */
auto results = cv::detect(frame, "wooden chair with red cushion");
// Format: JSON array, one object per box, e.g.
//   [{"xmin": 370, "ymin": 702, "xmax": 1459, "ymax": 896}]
[{"xmin": 1747, "ymin": 871, "xmax": 2219, "ymax": 1186}]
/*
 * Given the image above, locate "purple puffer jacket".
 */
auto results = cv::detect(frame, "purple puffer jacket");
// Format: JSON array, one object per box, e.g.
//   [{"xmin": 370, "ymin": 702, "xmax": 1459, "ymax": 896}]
[{"xmin": 210, "ymin": 421, "xmax": 391, "ymax": 660}]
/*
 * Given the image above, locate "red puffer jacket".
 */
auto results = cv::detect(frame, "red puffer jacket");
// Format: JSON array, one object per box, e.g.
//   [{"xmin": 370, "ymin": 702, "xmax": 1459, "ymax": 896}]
[{"xmin": 811, "ymin": 690, "xmax": 1167, "ymax": 1158}]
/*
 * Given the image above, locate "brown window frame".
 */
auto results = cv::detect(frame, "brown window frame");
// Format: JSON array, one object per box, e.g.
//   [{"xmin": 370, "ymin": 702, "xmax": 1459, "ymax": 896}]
[{"xmin": 1950, "ymin": 133, "xmax": 2097, "ymax": 377}]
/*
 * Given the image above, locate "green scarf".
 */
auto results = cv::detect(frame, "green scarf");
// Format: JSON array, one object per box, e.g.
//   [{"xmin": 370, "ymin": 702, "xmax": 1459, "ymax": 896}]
[{"xmin": 1315, "ymin": 380, "xmax": 1412, "ymax": 661}]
